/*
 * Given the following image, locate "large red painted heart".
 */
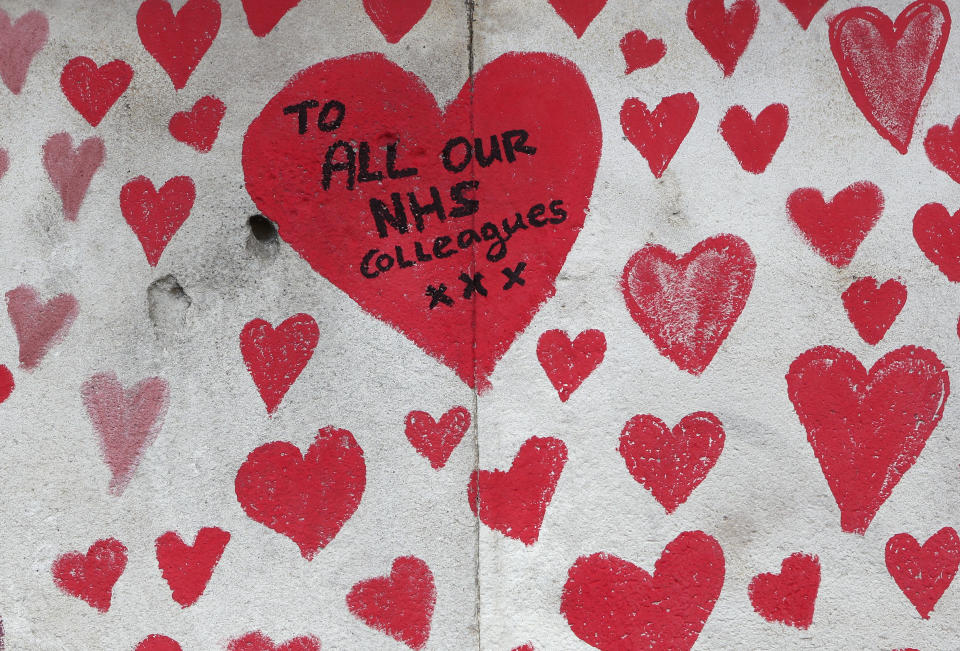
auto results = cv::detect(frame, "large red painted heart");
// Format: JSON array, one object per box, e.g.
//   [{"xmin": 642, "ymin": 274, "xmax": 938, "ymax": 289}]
[
  {"xmin": 561, "ymin": 530, "xmax": 724, "ymax": 650},
  {"xmin": 886, "ymin": 527, "xmax": 960, "ymax": 619},
  {"xmin": 239, "ymin": 313, "xmax": 319, "ymax": 414},
  {"xmin": 925, "ymin": 115, "xmax": 960, "ymax": 183},
  {"xmin": 547, "ymin": 0, "xmax": 607, "ymax": 38},
  {"xmin": 621, "ymin": 234, "xmax": 755, "ymax": 375},
  {"xmin": 0, "ymin": 9, "xmax": 47, "ymax": 94},
  {"xmin": 786, "ymin": 181, "xmax": 884, "ymax": 268},
  {"xmin": 829, "ymin": 0, "xmax": 950, "ymax": 154},
  {"xmin": 841, "ymin": 277, "xmax": 906, "ymax": 345},
  {"xmin": 778, "ymin": 0, "xmax": 829, "ymax": 29},
  {"xmin": 169, "ymin": 95, "xmax": 225, "ymax": 153},
  {"xmin": 235, "ymin": 427, "xmax": 366, "ymax": 559},
  {"xmin": 536, "ymin": 329, "xmax": 605, "ymax": 402},
  {"xmin": 156, "ymin": 526, "xmax": 230, "ymax": 608},
  {"xmin": 243, "ymin": 53, "xmax": 600, "ymax": 392},
  {"xmin": 686, "ymin": 0, "xmax": 758, "ymax": 77},
  {"xmin": 241, "ymin": 0, "xmax": 303, "ymax": 38},
  {"xmin": 363, "ymin": 0, "xmax": 431, "ymax": 43},
  {"xmin": 618, "ymin": 411, "xmax": 724, "ymax": 514},
  {"xmin": 227, "ymin": 631, "xmax": 321, "ymax": 651},
  {"xmin": 42, "ymin": 132, "xmax": 105, "ymax": 221},
  {"xmin": 786, "ymin": 346, "xmax": 949, "ymax": 534},
  {"xmin": 621, "ymin": 93, "xmax": 698, "ymax": 178},
  {"xmin": 135, "ymin": 635, "xmax": 183, "ymax": 651},
  {"xmin": 137, "ymin": 0, "xmax": 220, "ymax": 90},
  {"xmin": 404, "ymin": 405, "xmax": 470, "ymax": 469},
  {"xmin": 5, "ymin": 285, "xmax": 78, "ymax": 370},
  {"xmin": 719, "ymin": 104, "xmax": 789, "ymax": 174},
  {"xmin": 60, "ymin": 57, "xmax": 132, "ymax": 127},
  {"xmin": 914, "ymin": 202, "xmax": 960, "ymax": 281},
  {"xmin": 81, "ymin": 372, "xmax": 170, "ymax": 496},
  {"xmin": 120, "ymin": 175, "xmax": 195, "ymax": 267},
  {"xmin": 347, "ymin": 556, "xmax": 435, "ymax": 650},
  {"xmin": 51, "ymin": 538, "xmax": 127, "ymax": 613},
  {"xmin": 620, "ymin": 30, "xmax": 666, "ymax": 73},
  {"xmin": 468, "ymin": 436, "xmax": 567, "ymax": 546},
  {"xmin": 748, "ymin": 552, "xmax": 820, "ymax": 629}
]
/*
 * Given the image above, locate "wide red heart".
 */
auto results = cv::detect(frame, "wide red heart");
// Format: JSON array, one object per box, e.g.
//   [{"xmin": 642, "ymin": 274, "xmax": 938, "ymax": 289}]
[
  {"xmin": 618, "ymin": 411, "xmax": 724, "ymax": 514},
  {"xmin": 235, "ymin": 427, "xmax": 365, "ymax": 559},
  {"xmin": 561, "ymin": 530, "xmax": 724, "ymax": 651},
  {"xmin": 925, "ymin": 115, "xmax": 960, "ymax": 183},
  {"xmin": 0, "ymin": 9, "xmax": 47, "ymax": 94},
  {"xmin": 841, "ymin": 277, "xmax": 906, "ymax": 345},
  {"xmin": 829, "ymin": 0, "xmax": 950, "ymax": 154},
  {"xmin": 239, "ymin": 313, "xmax": 319, "ymax": 414},
  {"xmin": 620, "ymin": 29, "xmax": 666, "ymax": 73},
  {"xmin": 243, "ymin": 53, "xmax": 600, "ymax": 392},
  {"xmin": 468, "ymin": 436, "xmax": 567, "ymax": 545},
  {"xmin": 120, "ymin": 175, "xmax": 195, "ymax": 267},
  {"xmin": 886, "ymin": 527, "xmax": 960, "ymax": 619},
  {"xmin": 686, "ymin": 0, "xmax": 758, "ymax": 76},
  {"xmin": 156, "ymin": 526, "xmax": 230, "ymax": 608},
  {"xmin": 536, "ymin": 329, "xmax": 606, "ymax": 402},
  {"xmin": 135, "ymin": 635, "xmax": 183, "ymax": 651},
  {"xmin": 81, "ymin": 372, "xmax": 170, "ymax": 496},
  {"xmin": 60, "ymin": 57, "xmax": 132, "ymax": 127},
  {"xmin": 5, "ymin": 284, "xmax": 78, "ymax": 370},
  {"xmin": 778, "ymin": 0, "xmax": 829, "ymax": 29},
  {"xmin": 621, "ymin": 234, "xmax": 755, "ymax": 375},
  {"xmin": 169, "ymin": 95, "xmax": 225, "ymax": 153},
  {"xmin": 786, "ymin": 181, "xmax": 884, "ymax": 268},
  {"xmin": 241, "ymin": 0, "xmax": 302, "ymax": 37},
  {"xmin": 914, "ymin": 202, "xmax": 960, "ymax": 281},
  {"xmin": 227, "ymin": 631, "xmax": 321, "ymax": 651},
  {"xmin": 786, "ymin": 346, "xmax": 949, "ymax": 534},
  {"xmin": 137, "ymin": 0, "xmax": 220, "ymax": 90},
  {"xmin": 547, "ymin": 0, "xmax": 607, "ymax": 38},
  {"xmin": 748, "ymin": 552, "xmax": 820, "ymax": 629},
  {"xmin": 347, "ymin": 556, "xmax": 435, "ymax": 650},
  {"xmin": 621, "ymin": 93, "xmax": 698, "ymax": 178},
  {"xmin": 363, "ymin": 0, "xmax": 431, "ymax": 43},
  {"xmin": 43, "ymin": 132, "xmax": 105, "ymax": 221},
  {"xmin": 719, "ymin": 103, "xmax": 789, "ymax": 174},
  {"xmin": 51, "ymin": 538, "xmax": 127, "ymax": 613},
  {"xmin": 404, "ymin": 405, "xmax": 470, "ymax": 469}
]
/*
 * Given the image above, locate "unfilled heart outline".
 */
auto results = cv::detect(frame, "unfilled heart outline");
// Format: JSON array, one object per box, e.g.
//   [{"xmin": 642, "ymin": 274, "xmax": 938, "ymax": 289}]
[{"xmin": 243, "ymin": 52, "xmax": 601, "ymax": 392}]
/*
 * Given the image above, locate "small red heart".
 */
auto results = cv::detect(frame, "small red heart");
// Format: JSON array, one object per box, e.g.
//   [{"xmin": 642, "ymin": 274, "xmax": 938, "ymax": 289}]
[
  {"xmin": 914, "ymin": 202, "xmax": 960, "ymax": 281},
  {"xmin": 511, "ymin": 645, "xmax": 534, "ymax": 651},
  {"xmin": 5, "ymin": 284, "xmax": 78, "ymax": 370},
  {"xmin": 620, "ymin": 30, "xmax": 666, "ymax": 73},
  {"xmin": 0, "ymin": 9, "xmax": 47, "ymax": 94},
  {"xmin": 135, "ymin": 635, "xmax": 183, "ymax": 651},
  {"xmin": 925, "ymin": 115, "xmax": 960, "ymax": 183},
  {"xmin": 886, "ymin": 527, "xmax": 960, "ymax": 619},
  {"xmin": 777, "ymin": 0, "xmax": 829, "ymax": 29},
  {"xmin": 842, "ymin": 277, "xmax": 907, "ymax": 345},
  {"xmin": 347, "ymin": 556, "xmax": 435, "ymax": 651},
  {"xmin": 786, "ymin": 181, "xmax": 884, "ymax": 268},
  {"xmin": 235, "ymin": 427, "xmax": 366, "ymax": 559},
  {"xmin": 621, "ymin": 93, "xmax": 699, "ymax": 178},
  {"xmin": 156, "ymin": 527, "xmax": 230, "ymax": 608},
  {"xmin": 719, "ymin": 103, "xmax": 789, "ymax": 174},
  {"xmin": 687, "ymin": 0, "xmax": 759, "ymax": 77},
  {"xmin": 621, "ymin": 234, "xmax": 755, "ymax": 375},
  {"xmin": 241, "ymin": 0, "xmax": 302, "ymax": 37},
  {"xmin": 51, "ymin": 538, "xmax": 127, "ymax": 613},
  {"xmin": 60, "ymin": 57, "xmax": 132, "ymax": 127},
  {"xmin": 42, "ymin": 132, "xmax": 105, "ymax": 221},
  {"xmin": 748, "ymin": 552, "xmax": 820, "ymax": 629},
  {"xmin": 404, "ymin": 405, "xmax": 470, "ymax": 469},
  {"xmin": 537, "ymin": 329, "xmax": 605, "ymax": 402},
  {"xmin": 468, "ymin": 436, "xmax": 567, "ymax": 545},
  {"xmin": 561, "ymin": 530, "xmax": 724, "ymax": 650},
  {"xmin": 547, "ymin": 0, "xmax": 607, "ymax": 38},
  {"xmin": 226, "ymin": 631, "xmax": 321, "ymax": 651},
  {"xmin": 363, "ymin": 0, "xmax": 431, "ymax": 43},
  {"xmin": 120, "ymin": 175, "xmax": 195, "ymax": 266},
  {"xmin": 618, "ymin": 412, "xmax": 724, "ymax": 514},
  {"xmin": 787, "ymin": 346, "xmax": 949, "ymax": 534},
  {"xmin": 0, "ymin": 365, "xmax": 14, "ymax": 404},
  {"xmin": 169, "ymin": 95, "xmax": 225, "ymax": 153},
  {"xmin": 137, "ymin": 0, "xmax": 220, "ymax": 90},
  {"xmin": 239, "ymin": 313, "xmax": 319, "ymax": 415}
]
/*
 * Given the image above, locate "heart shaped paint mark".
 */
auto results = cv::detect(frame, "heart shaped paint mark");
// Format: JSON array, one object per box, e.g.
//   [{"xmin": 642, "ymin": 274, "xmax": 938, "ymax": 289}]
[
  {"xmin": 51, "ymin": 538, "xmax": 127, "ymax": 612},
  {"xmin": 621, "ymin": 93, "xmax": 698, "ymax": 178},
  {"xmin": 547, "ymin": 0, "xmax": 607, "ymax": 38},
  {"xmin": 60, "ymin": 57, "xmax": 132, "ymax": 127},
  {"xmin": 156, "ymin": 527, "xmax": 230, "ymax": 608},
  {"xmin": 404, "ymin": 405, "xmax": 470, "ymax": 469},
  {"xmin": 120, "ymin": 175, "xmax": 195, "ymax": 266},
  {"xmin": 43, "ymin": 132, "xmax": 105, "ymax": 221},
  {"xmin": 841, "ymin": 277, "xmax": 906, "ymax": 345},
  {"xmin": 778, "ymin": 0, "xmax": 829, "ymax": 29},
  {"xmin": 239, "ymin": 313, "xmax": 319, "ymax": 414},
  {"xmin": 241, "ymin": 0, "xmax": 303, "ymax": 37},
  {"xmin": 748, "ymin": 552, "xmax": 820, "ymax": 629},
  {"xmin": 0, "ymin": 365, "xmax": 13, "ymax": 404},
  {"xmin": 620, "ymin": 30, "xmax": 666, "ymax": 73},
  {"xmin": 227, "ymin": 631, "xmax": 321, "ymax": 651},
  {"xmin": 925, "ymin": 115, "xmax": 960, "ymax": 183},
  {"xmin": 347, "ymin": 556, "xmax": 435, "ymax": 651},
  {"xmin": 5, "ymin": 285, "xmax": 78, "ymax": 370},
  {"xmin": 136, "ymin": 635, "xmax": 183, "ymax": 651},
  {"xmin": 537, "ymin": 329, "xmax": 605, "ymax": 402},
  {"xmin": 687, "ymin": 0, "xmax": 758, "ymax": 76},
  {"xmin": 719, "ymin": 103, "xmax": 789, "ymax": 174},
  {"xmin": 0, "ymin": 9, "xmax": 47, "ymax": 94},
  {"xmin": 914, "ymin": 202, "xmax": 960, "ymax": 281},
  {"xmin": 137, "ymin": 0, "xmax": 220, "ymax": 90},
  {"xmin": 169, "ymin": 95, "xmax": 225, "ymax": 153},
  {"xmin": 886, "ymin": 527, "xmax": 960, "ymax": 619},
  {"xmin": 363, "ymin": 0, "xmax": 431, "ymax": 43}
]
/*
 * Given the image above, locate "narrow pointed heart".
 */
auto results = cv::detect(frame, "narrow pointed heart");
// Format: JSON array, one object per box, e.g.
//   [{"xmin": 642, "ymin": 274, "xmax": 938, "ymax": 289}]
[
  {"xmin": 51, "ymin": 538, "xmax": 127, "ymax": 612},
  {"xmin": 829, "ymin": 0, "xmax": 950, "ymax": 154},
  {"xmin": 241, "ymin": 0, "xmax": 303, "ymax": 37},
  {"xmin": 886, "ymin": 527, "xmax": 960, "ymax": 619},
  {"xmin": 43, "ymin": 132, "xmax": 105, "ymax": 221},
  {"xmin": 5, "ymin": 284, "xmax": 78, "ymax": 370},
  {"xmin": 786, "ymin": 346, "xmax": 949, "ymax": 534},
  {"xmin": 621, "ymin": 93, "xmax": 698, "ymax": 178},
  {"xmin": 547, "ymin": 0, "xmax": 607, "ymax": 38},
  {"xmin": 778, "ymin": 0, "xmax": 829, "ymax": 29},
  {"xmin": 137, "ymin": 0, "xmax": 220, "ymax": 90},
  {"xmin": 841, "ymin": 277, "xmax": 906, "ymax": 345},
  {"xmin": 81, "ymin": 372, "xmax": 170, "ymax": 496},
  {"xmin": 914, "ymin": 202, "xmax": 960, "ymax": 281},
  {"xmin": 687, "ymin": 0, "xmax": 758, "ymax": 76},
  {"xmin": 363, "ymin": 0, "xmax": 431, "ymax": 43},
  {"xmin": 156, "ymin": 527, "xmax": 230, "ymax": 607},
  {"xmin": 536, "ymin": 328, "xmax": 605, "ymax": 402},
  {"xmin": 239, "ymin": 313, "xmax": 319, "ymax": 414},
  {"xmin": 404, "ymin": 405, "xmax": 470, "ymax": 469},
  {"xmin": 719, "ymin": 104, "xmax": 789, "ymax": 174},
  {"xmin": 0, "ymin": 9, "xmax": 47, "ymax": 94},
  {"xmin": 925, "ymin": 115, "xmax": 960, "ymax": 183},
  {"xmin": 60, "ymin": 57, "xmax": 132, "ymax": 127},
  {"xmin": 347, "ymin": 556, "xmax": 435, "ymax": 651},
  {"xmin": 749, "ymin": 553, "xmax": 820, "ymax": 629},
  {"xmin": 227, "ymin": 631, "xmax": 321, "ymax": 651},
  {"xmin": 120, "ymin": 175, "xmax": 195, "ymax": 266},
  {"xmin": 169, "ymin": 95, "xmax": 225, "ymax": 153}
]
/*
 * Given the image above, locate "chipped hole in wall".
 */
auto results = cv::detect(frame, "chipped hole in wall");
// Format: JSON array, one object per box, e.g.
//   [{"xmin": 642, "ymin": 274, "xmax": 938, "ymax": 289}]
[
  {"xmin": 147, "ymin": 275, "xmax": 191, "ymax": 332},
  {"xmin": 246, "ymin": 214, "xmax": 279, "ymax": 258}
]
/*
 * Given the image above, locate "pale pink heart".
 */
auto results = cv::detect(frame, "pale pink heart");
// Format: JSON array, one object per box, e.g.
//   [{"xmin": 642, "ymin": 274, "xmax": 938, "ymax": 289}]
[
  {"xmin": 43, "ymin": 133, "xmax": 105, "ymax": 221},
  {"xmin": 0, "ymin": 149, "xmax": 8, "ymax": 180},
  {"xmin": 5, "ymin": 285, "xmax": 78, "ymax": 370},
  {"xmin": 0, "ymin": 9, "xmax": 48, "ymax": 94}
]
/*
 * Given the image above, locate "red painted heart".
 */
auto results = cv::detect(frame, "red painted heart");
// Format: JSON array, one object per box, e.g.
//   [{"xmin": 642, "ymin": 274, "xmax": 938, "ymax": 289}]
[
  {"xmin": 227, "ymin": 631, "xmax": 321, "ymax": 651},
  {"xmin": 169, "ymin": 95, "xmax": 225, "ymax": 153},
  {"xmin": 43, "ymin": 132, "xmax": 105, "ymax": 221},
  {"xmin": 0, "ymin": 365, "xmax": 13, "ymax": 404},
  {"xmin": 778, "ymin": 0, "xmax": 829, "ymax": 29},
  {"xmin": 925, "ymin": 115, "xmax": 960, "ymax": 183},
  {"xmin": 239, "ymin": 313, "xmax": 319, "ymax": 414},
  {"xmin": 536, "ymin": 329, "xmax": 605, "ymax": 402},
  {"xmin": 914, "ymin": 202, "xmax": 960, "ymax": 281},
  {"xmin": 242, "ymin": 53, "xmax": 600, "ymax": 392},
  {"xmin": 51, "ymin": 538, "xmax": 127, "ymax": 613},
  {"xmin": 561, "ymin": 530, "xmax": 724, "ymax": 651},
  {"xmin": 686, "ymin": 0, "xmax": 758, "ymax": 76},
  {"xmin": 5, "ymin": 285, "xmax": 78, "ymax": 370},
  {"xmin": 60, "ymin": 57, "xmax": 132, "ymax": 127},
  {"xmin": 135, "ymin": 635, "xmax": 183, "ymax": 651},
  {"xmin": 886, "ymin": 527, "xmax": 960, "ymax": 619},
  {"xmin": 620, "ymin": 30, "xmax": 666, "ymax": 73},
  {"xmin": 748, "ymin": 552, "xmax": 820, "ymax": 629},
  {"xmin": 137, "ymin": 0, "xmax": 220, "ymax": 90},
  {"xmin": 120, "ymin": 175, "xmax": 195, "ymax": 267},
  {"xmin": 0, "ymin": 9, "xmax": 47, "ymax": 94},
  {"xmin": 363, "ymin": 0, "xmax": 431, "ymax": 43},
  {"xmin": 547, "ymin": 0, "xmax": 607, "ymax": 38},
  {"xmin": 621, "ymin": 93, "xmax": 698, "ymax": 178},
  {"xmin": 347, "ymin": 556, "xmax": 435, "ymax": 651},
  {"xmin": 235, "ymin": 427, "xmax": 365, "ymax": 559},
  {"xmin": 404, "ymin": 405, "xmax": 470, "ymax": 469},
  {"xmin": 719, "ymin": 103, "xmax": 789, "ymax": 174},
  {"xmin": 241, "ymin": 0, "xmax": 303, "ymax": 37},
  {"xmin": 787, "ymin": 346, "xmax": 949, "ymax": 534},
  {"xmin": 841, "ymin": 277, "xmax": 906, "ymax": 345},
  {"xmin": 156, "ymin": 527, "xmax": 230, "ymax": 608},
  {"xmin": 829, "ymin": 0, "xmax": 950, "ymax": 154}
]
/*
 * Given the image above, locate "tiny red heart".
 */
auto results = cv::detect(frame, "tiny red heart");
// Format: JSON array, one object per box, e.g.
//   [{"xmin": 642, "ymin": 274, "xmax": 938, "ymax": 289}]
[
  {"xmin": 156, "ymin": 527, "xmax": 230, "ymax": 608},
  {"xmin": 886, "ymin": 527, "xmax": 960, "ymax": 619},
  {"xmin": 777, "ymin": 0, "xmax": 829, "ymax": 29},
  {"xmin": 547, "ymin": 0, "xmax": 607, "ymax": 38},
  {"xmin": 135, "ymin": 635, "xmax": 183, "ymax": 651},
  {"xmin": 842, "ymin": 277, "xmax": 907, "ymax": 345},
  {"xmin": 749, "ymin": 552, "xmax": 820, "ymax": 629},
  {"xmin": 43, "ymin": 132, "xmax": 105, "ymax": 221},
  {"xmin": 363, "ymin": 0, "xmax": 431, "ymax": 43},
  {"xmin": 52, "ymin": 538, "xmax": 127, "ymax": 612},
  {"xmin": 0, "ymin": 9, "xmax": 48, "ymax": 94},
  {"xmin": 537, "ymin": 329, "xmax": 605, "ymax": 402},
  {"xmin": 719, "ymin": 103, "xmax": 789, "ymax": 174},
  {"xmin": 60, "ymin": 57, "xmax": 132, "ymax": 127},
  {"xmin": 137, "ymin": 0, "xmax": 220, "ymax": 90},
  {"xmin": 226, "ymin": 631, "xmax": 321, "ymax": 651},
  {"xmin": 241, "ymin": 0, "xmax": 302, "ymax": 37},
  {"xmin": 347, "ymin": 556, "xmax": 435, "ymax": 650},
  {"xmin": 687, "ymin": 0, "xmax": 759, "ymax": 76},
  {"xmin": 169, "ymin": 95, "xmax": 225, "ymax": 153},
  {"xmin": 239, "ymin": 313, "xmax": 319, "ymax": 414},
  {"xmin": 914, "ymin": 202, "xmax": 960, "ymax": 281},
  {"xmin": 5, "ymin": 284, "xmax": 78, "ymax": 370},
  {"xmin": 620, "ymin": 30, "xmax": 666, "ymax": 73},
  {"xmin": 621, "ymin": 93, "xmax": 699, "ymax": 178},
  {"xmin": 120, "ymin": 175, "xmax": 196, "ymax": 266},
  {"xmin": 925, "ymin": 115, "xmax": 960, "ymax": 183},
  {"xmin": 404, "ymin": 405, "xmax": 470, "ymax": 469}
]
